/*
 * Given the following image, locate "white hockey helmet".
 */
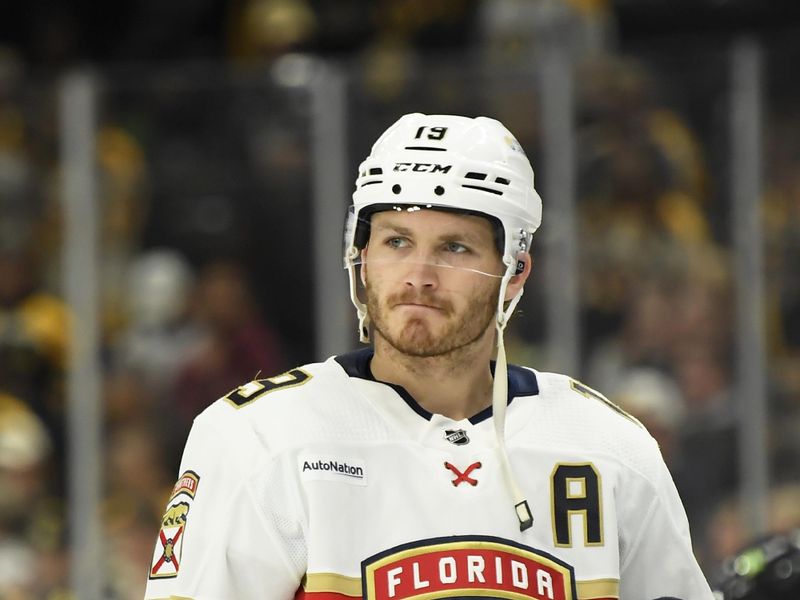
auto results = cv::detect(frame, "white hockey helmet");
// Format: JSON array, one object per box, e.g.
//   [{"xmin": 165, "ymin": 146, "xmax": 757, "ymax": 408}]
[{"xmin": 345, "ymin": 113, "xmax": 542, "ymax": 269}]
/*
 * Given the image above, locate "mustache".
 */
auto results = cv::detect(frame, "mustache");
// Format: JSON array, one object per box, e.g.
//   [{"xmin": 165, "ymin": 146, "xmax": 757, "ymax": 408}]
[{"xmin": 387, "ymin": 290, "xmax": 453, "ymax": 312}]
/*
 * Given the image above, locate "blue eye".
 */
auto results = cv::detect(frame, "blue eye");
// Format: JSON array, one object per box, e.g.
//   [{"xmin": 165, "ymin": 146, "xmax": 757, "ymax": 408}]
[
  {"xmin": 444, "ymin": 241, "xmax": 468, "ymax": 253},
  {"xmin": 386, "ymin": 237, "xmax": 408, "ymax": 248}
]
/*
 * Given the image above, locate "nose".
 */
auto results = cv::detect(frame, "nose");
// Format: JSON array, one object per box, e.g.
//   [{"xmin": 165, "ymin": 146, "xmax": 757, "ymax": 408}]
[{"xmin": 402, "ymin": 257, "xmax": 439, "ymax": 290}]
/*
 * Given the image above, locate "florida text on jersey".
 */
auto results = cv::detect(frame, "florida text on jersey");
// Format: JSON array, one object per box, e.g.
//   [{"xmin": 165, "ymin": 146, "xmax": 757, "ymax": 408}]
[{"xmin": 145, "ymin": 348, "xmax": 715, "ymax": 600}]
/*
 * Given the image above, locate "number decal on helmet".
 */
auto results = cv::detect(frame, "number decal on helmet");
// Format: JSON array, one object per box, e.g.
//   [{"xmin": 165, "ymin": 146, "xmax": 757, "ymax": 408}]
[{"xmin": 414, "ymin": 126, "xmax": 448, "ymax": 140}]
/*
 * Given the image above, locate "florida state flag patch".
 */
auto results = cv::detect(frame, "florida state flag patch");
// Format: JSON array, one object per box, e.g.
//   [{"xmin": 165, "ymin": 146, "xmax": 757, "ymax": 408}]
[{"xmin": 149, "ymin": 470, "xmax": 200, "ymax": 579}]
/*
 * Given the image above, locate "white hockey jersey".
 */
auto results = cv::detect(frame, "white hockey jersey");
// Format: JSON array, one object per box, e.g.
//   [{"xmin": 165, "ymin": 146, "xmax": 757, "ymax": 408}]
[{"xmin": 145, "ymin": 348, "xmax": 715, "ymax": 600}]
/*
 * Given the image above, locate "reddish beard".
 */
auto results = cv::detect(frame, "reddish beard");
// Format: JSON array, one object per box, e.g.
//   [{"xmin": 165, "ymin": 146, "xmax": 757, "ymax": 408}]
[{"xmin": 365, "ymin": 282, "xmax": 498, "ymax": 358}]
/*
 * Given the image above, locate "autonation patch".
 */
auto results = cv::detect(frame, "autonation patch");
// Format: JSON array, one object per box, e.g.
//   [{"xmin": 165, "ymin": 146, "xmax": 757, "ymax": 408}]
[{"xmin": 299, "ymin": 455, "xmax": 367, "ymax": 486}]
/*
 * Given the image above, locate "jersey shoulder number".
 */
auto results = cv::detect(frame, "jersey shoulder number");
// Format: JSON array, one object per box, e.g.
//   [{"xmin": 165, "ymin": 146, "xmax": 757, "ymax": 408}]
[{"xmin": 224, "ymin": 368, "xmax": 313, "ymax": 409}]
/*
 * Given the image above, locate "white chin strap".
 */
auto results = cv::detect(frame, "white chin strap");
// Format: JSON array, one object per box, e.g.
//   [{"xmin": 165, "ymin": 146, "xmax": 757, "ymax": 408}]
[
  {"xmin": 346, "ymin": 248, "xmax": 370, "ymax": 343},
  {"xmin": 494, "ymin": 263, "xmax": 533, "ymax": 531}
]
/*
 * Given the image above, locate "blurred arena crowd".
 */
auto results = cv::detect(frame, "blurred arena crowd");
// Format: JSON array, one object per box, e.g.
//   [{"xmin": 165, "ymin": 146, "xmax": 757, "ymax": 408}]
[{"xmin": 1, "ymin": 0, "xmax": 800, "ymax": 598}]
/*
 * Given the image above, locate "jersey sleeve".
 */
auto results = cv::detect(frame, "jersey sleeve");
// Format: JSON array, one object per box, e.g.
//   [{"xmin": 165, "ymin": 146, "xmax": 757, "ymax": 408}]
[
  {"xmin": 144, "ymin": 400, "xmax": 305, "ymax": 600},
  {"xmin": 618, "ymin": 438, "xmax": 715, "ymax": 600}
]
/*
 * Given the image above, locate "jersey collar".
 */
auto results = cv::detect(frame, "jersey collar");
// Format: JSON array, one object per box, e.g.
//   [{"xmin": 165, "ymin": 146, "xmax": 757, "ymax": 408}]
[{"xmin": 334, "ymin": 347, "xmax": 539, "ymax": 424}]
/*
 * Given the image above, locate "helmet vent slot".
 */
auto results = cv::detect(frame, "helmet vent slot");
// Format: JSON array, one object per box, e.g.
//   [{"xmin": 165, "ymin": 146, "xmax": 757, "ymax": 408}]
[
  {"xmin": 368, "ymin": 168, "xmax": 383, "ymax": 175},
  {"xmin": 495, "ymin": 177, "xmax": 510, "ymax": 185},
  {"xmin": 465, "ymin": 172, "xmax": 487, "ymax": 180},
  {"xmin": 462, "ymin": 184, "xmax": 503, "ymax": 196},
  {"xmin": 404, "ymin": 146, "xmax": 446, "ymax": 151}
]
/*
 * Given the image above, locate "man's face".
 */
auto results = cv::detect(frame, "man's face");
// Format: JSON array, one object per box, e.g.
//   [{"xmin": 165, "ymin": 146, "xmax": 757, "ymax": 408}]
[{"xmin": 363, "ymin": 209, "xmax": 505, "ymax": 358}]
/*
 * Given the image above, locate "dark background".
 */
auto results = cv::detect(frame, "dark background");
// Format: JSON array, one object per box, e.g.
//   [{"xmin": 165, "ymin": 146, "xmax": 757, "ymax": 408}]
[{"xmin": 3, "ymin": 0, "xmax": 800, "ymax": 68}]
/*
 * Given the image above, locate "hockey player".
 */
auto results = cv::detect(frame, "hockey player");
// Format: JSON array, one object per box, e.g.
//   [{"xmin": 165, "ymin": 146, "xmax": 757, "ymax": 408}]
[{"xmin": 145, "ymin": 114, "xmax": 715, "ymax": 599}]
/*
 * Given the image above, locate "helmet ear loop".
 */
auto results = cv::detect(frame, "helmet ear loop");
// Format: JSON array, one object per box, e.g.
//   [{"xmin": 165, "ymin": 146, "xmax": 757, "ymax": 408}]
[
  {"xmin": 359, "ymin": 247, "xmax": 368, "ymax": 287},
  {"xmin": 346, "ymin": 246, "xmax": 370, "ymax": 343},
  {"xmin": 504, "ymin": 252, "xmax": 531, "ymax": 307},
  {"xmin": 357, "ymin": 251, "xmax": 372, "ymax": 342}
]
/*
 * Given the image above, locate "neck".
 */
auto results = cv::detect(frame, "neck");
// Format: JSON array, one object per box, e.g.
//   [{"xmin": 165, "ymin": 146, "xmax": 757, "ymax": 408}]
[{"xmin": 370, "ymin": 327, "xmax": 497, "ymax": 421}]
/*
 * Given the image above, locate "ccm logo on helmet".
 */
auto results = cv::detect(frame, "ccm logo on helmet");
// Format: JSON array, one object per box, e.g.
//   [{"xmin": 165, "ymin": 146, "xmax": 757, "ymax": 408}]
[{"xmin": 393, "ymin": 162, "xmax": 452, "ymax": 174}]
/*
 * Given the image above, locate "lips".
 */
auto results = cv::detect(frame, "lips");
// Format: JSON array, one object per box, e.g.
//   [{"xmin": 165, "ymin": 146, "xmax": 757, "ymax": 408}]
[{"xmin": 396, "ymin": 302, "xmax": 442, "ymax": 310}]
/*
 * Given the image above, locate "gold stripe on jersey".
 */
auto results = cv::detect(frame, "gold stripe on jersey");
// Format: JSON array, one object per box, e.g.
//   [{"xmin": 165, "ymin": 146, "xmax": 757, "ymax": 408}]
[
  {"xmin": 576, "ymin": 577, "xmax": 619, "ymax": 599},
  {"xmin": 302, "ymin": 572, "xmax": 362, "ymax": 595},
  {"xmin": 568, "ymin": 379, "xmax": 643, "ymax": 429}
]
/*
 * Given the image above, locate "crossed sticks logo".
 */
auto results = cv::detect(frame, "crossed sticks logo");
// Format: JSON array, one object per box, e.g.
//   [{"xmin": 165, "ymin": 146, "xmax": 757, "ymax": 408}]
[{"xmin": 444, "ymin": 461, "xmax": 482, "ymax": 486}]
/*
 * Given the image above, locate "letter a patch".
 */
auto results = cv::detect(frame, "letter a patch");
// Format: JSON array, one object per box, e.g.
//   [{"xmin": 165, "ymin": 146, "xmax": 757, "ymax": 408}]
[{"xmin": 149, "ymin": 470, "xmax": 200, "ymax": 579}]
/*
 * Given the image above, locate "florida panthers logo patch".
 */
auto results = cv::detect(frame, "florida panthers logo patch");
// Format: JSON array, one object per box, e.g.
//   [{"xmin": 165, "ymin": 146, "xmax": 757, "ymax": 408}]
[
  {"xmin": 361, "ymin": 535, "xmax": 577, "ymax": 599},
  {"xmin": 149, "ymin": 470, "xmax": 200, "ymax": 579}
]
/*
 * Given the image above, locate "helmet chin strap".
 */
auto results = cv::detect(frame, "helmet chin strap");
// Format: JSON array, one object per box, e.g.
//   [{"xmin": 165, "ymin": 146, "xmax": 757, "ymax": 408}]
[
  {"xmin": 493, "ymin": 260, "xmax": 533, "ymax": 531},
  {"xmin": 346, "ymin": 247, "xmax": 370, "ymax": 343}
]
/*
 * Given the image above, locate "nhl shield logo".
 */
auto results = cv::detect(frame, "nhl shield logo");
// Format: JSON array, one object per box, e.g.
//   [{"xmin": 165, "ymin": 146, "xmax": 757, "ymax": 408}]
[{"xmin": 444, "ymin": 429, "xmax": 470, "ymax": 445}]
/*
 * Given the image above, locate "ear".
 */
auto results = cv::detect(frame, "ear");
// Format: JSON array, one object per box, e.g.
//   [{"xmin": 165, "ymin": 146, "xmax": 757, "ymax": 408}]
[{"xmin": 504, "ymin": 252, "xmax": 532, "ymax": 301}]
